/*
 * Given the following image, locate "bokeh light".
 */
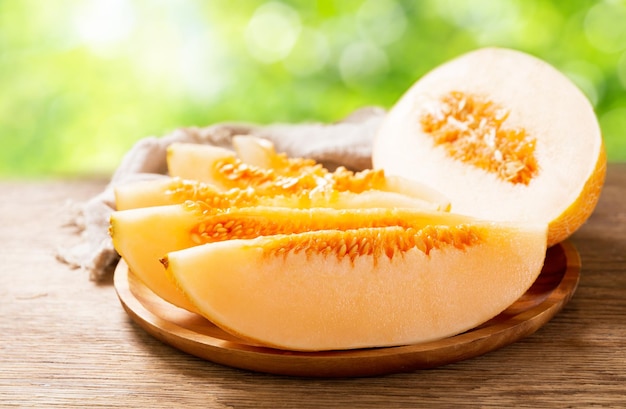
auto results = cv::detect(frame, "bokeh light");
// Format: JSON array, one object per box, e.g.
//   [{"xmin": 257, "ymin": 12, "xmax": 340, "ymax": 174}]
[
  {"xmin": 0, "ymin": 0, "xmax": 624, "ymax": 177},
  {"xmin": 245, "ymin": 2, "xmax": 302, "ymax": 64},
  {"xmin": 584, "ymin": 1, "xmax": 626, "ymax": 53}
]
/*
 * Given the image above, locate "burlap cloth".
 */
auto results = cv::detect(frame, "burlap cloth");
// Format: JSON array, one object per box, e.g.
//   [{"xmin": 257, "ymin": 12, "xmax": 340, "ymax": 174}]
[{"xmin": 57, "ymin": 107, "xmax": 386, "ymax": 281}]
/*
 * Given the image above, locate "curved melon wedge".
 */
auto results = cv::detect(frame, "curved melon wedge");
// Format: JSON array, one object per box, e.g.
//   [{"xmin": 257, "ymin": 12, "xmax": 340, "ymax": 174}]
[
  {"xmin": 164, "ymin": 221, "xmax": 548, "ymax": 351},
  {"xmin": 110, "ymin": 204, "xmax": 204, "ymax": 312},
  {"xmin": 166, "ymin": 140, "xmax": 451, "ymax": 211},
  {"xmin": 230, "ymin": 135, "xmax": 441, "ymax": 205},
  {"xmin": 111, "ymin": 204, "xmax": 475, "ymax": 312},
  {"xmin": 231, "ymin": 135, "xmax": 456, "ymax": 205},
  {"xmin": 232, "ymin": 135, "xmax": 281, "ymax": 169},
  {"xmin": 114, "ymin": 177, "xmax": 257, "ymax": 211},
  {"xmin": 114, "ymin": 177, "xmax": 447, "ymax": 212},
  {"xmin": 166, "ymin": 143, "xmax": 237, "ymax": 190}
]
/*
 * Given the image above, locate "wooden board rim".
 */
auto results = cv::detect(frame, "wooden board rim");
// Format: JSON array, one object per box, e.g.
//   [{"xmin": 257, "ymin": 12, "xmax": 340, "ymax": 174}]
[{"xmin": 114, "ymin": 241, "xmax": 581, "ymax": 377}]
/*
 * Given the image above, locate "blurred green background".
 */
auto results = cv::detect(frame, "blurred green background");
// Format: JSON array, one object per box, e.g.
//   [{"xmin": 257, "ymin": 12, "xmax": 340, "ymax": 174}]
[{"xmin": 2, "ymin": 0, "xmax": 625, "ymax": 178}]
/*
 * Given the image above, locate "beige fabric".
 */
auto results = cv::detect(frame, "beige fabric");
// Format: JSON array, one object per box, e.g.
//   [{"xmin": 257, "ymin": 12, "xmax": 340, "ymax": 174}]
[{"xmin": 57, "ymin": 107, "xmax": 385, "ymax": 281}]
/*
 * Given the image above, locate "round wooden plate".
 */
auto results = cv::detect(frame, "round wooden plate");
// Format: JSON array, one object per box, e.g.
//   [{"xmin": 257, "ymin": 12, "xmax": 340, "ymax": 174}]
[{"xmin": 114, "ymin": 241, "xmax": 581, "ymax": 377}]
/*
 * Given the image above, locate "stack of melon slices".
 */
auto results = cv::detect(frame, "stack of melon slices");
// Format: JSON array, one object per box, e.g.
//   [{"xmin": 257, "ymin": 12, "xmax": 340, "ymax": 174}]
[{"xmin": 110, "ymin": 48, "xmax": 605, "ymax": 352}]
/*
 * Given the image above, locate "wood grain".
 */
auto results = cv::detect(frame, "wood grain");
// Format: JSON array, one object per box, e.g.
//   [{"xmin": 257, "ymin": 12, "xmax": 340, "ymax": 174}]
[{"xmin": 1, "ymin": 165, "xmax": 625, "ymax": 408}]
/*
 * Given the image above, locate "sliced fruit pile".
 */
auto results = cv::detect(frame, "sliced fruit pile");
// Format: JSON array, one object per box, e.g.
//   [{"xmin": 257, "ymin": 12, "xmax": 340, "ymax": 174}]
[
  {"xmin": 110, "ymin": 136, "xmax": 547, "ymax": 351},
  {"xmin": 110, "ymin": 137, "xmax": 456, "ymax": 320},
  {"xmin": 110, "ymin": 47, "xmax": 604, "ymax": 352}
]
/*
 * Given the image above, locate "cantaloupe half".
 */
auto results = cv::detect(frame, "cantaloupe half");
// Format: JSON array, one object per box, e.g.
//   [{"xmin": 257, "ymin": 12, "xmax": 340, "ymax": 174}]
[
  {"xmin": 111, "ymin": 204, "xmax": 472, "ymax": 312},
  {"xmin": 373, "ymin": 47, "xmax": 606, "ymax": 246},
  {"xmin": 114, "ymin": 177, "xmax": 447, "ymax": 212},
  {"xmin": 164, "ymin": 220, "xmax": 548, "ymax": 351},
  {"xmin": 166, "ymin": 139, "xmax": 451, "ymax": 211}
]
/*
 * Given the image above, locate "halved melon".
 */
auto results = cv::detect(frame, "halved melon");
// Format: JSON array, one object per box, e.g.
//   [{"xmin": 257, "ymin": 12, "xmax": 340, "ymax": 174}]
[
  {"xmin": 164, "ymin": 221, "xmax": 548, "ymax": 351},
  {"xmin": 111, "ymin": 204, "xmax": 474, "ymax": 312},
  {"xmin": 166, "ymin": 139, "xmax": 451, "ymax": 211},
  {"xmin": 373, "ymin": 47, "xmax": 606, "ymax": 246}
]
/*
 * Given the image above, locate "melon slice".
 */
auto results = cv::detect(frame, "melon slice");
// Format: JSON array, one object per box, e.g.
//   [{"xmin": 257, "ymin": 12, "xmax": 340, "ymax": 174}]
[
  {"xmin": 166, "ymin": 140, "xmax": 451, "ymax": 211},
  {"xmin": 373, "ymin": 47, "xmax": 606, "ymax": 246},
  {"xmin": 231, "ymin": 135, "xmax": 282, "ymax": 169},
  {"xmin": 232, "ymin": 135, "xmax": 452, "ymax": 209},
  {"xmin": 111, "ymin": 204, "xmax": 473, "ymax": 312},
  {"xmin": 110, "ymin": 203, "xmax": 204, "ymax": 312},
  {"xmin": 114, "ymin": 177, "xmax": 446, "ymax": 212},
  {"xmin": 164, "ymin": 221, "xmax": 548, "ymax": 351},
  {"xmin": 166, "ymin": 143, "xmax": 237, "ymax": 190},
  {"xmin": 167, "ymin": 141, "xmax": 322, "ymax": 191},
  {"xmin": 114, "ymin": 177, "xmax": 258, "ymax": 211}
]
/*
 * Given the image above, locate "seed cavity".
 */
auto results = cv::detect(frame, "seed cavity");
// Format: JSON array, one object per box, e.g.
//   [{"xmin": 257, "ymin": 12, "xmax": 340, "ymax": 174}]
[
  {"xmin": 420, "ymin": 91, "xmax": 539, "ymax": 185},
  {"xmin": 264, "ymin": 225, "xmax": 483, "ymax": 263},
  {"xmin": 331, "ymin": 167, "xmax": 388, "ymax": 193},
  {"xmin": 168, "ymin": 179, "xmax": 259, "ymax": 212},
  {"xmin": 211, "ymin": 156, "xmax": 391, "ymax": 195},
  {"xmin": 185, "ymin": 206, "xmax": 483, "ymax": 256},
  {"xmin": 214, "ymin": 157, "xmax": 322, "ymax": 193}
]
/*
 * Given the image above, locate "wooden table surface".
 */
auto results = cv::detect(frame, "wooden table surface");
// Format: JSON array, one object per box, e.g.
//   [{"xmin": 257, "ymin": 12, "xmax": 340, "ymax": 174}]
[{"xmin": 2, "ymin": 164, "xmax": 625, "ymax": 408}]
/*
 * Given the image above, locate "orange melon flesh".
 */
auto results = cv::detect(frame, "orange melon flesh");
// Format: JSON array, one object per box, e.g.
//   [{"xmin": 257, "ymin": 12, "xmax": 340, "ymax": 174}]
[
  {"xmin": 110, "ymin": 203, "xmax": 204, "ymax": 312},
  {"xmin": 114, "ymin": 178, "xmax": 194, "ymax": 210},
  {"xmin": 166, "ymin": 140, "xmax": 451, "ymax": 211},
  {"xmin": 114, "ymin": 177, "xmax": 257, "ymax": 211},
  {"xmin": 167, "ymin": 141, "xmax": 323, "ymax": 191},
  {"xmin": 166, "ymin": 143, "xmax": 237, "ymax": 190},
  {"xmin": 114, "ymin": 177, "xmax": 447, "ymax": 212},
  {"xmin": 232, "ymin": 135, "xmax": 289, "ymax": 169},
  {"xmin": 373, "ymin": 47, "xmax": 605, "ymax": 246},
  {"xmin": 164, "ymin": 221, "xmax": 548, "ymax": 351},
  {"xmin": 110, "ymin": 204, "xmax": 475, "ymax": 312}
]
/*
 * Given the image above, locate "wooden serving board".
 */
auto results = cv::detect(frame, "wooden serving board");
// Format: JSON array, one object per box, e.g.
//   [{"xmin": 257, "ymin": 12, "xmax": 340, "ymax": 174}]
[{"xmin": 114, "ymin": 241, "xmax": 581, "ymax": 377}]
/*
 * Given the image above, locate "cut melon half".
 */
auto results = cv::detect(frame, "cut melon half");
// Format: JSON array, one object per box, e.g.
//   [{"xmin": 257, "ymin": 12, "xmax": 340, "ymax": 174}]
[
  {"xmin": 164, "ymin": 220, "xmax": 548, "ymax": 351},
  {"xmin": 373, "ymin": 47, "xmax": 606, "ymax": 246}
]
